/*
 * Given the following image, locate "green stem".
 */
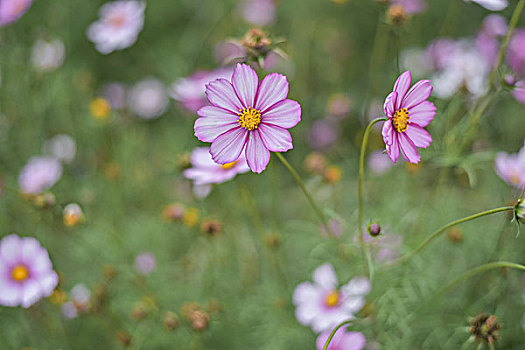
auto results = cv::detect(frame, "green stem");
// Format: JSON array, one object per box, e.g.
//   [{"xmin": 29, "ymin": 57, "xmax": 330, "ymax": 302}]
[
  {"xmin": 490, "ymin": 0, "xmax": 525, "ymax": 86},
  {"xmin": 391, "ymin": 206, "xmax": 514, "ymax": 266},
  {"xmin": 323, "ymin": 320, "xmax": 353, "ymax": 350},
  {"xmin": 436, "ymin": 261, "xmax": 525, "ymax": 297},
  {"xmin": 275, "ymin": 152, "xmax": 332, "ymax": 235},
  {"xmin": 358, "ymin": 117, "xmax": 388, "ymax": 230},
  {"xmin": 358, "ymin": 117, "xmax": 387, "ymax": 280}
]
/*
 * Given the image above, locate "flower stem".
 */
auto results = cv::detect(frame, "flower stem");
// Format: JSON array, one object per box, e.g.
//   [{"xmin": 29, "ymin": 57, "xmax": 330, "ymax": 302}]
[
  {"xmin": 322, "ymin": 319, "xmax": 353, "ymax": 350},
  {"xmin": 358, "ymin": 117, "xmax": 388, "ymax": 230},
  {"xmin": 275, "ymin": 152, "xmax": 332, "ymax": 235},
  {"xmin": 435, "ymin": 261, "xmax": 525, "ymax": 298},
  {"xmin": 490, "ymin": 0, "xmax": 525, "ymax": 86},
  {"xmin": 390, "ymin": 206, "xmax": 514, "ymax": 266},
  {"xmin": 357, "ymin": 117, "xmax": 387, "ymax": 280}
]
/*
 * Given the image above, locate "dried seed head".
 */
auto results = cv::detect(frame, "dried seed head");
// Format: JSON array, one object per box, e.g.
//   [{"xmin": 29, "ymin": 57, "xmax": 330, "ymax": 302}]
[
  {"xmin": 200, "ymin": 218, "xmax": 223, "ymax": 236},
  {"xmin": 387, "ymin": 5, "xmax": 407, "ymax": 25},
  {"xmin": 241, "ymin": 28, "xmax": 272, "ymax": 55},
  {"xmin": 469, "ymin": 313, "xmax": 501, "ymax": 345}
]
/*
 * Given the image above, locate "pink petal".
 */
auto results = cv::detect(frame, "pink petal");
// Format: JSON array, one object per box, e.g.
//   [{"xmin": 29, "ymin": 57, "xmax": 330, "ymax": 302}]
[
  {"xmin": 381, "ymin": 120, "xmax": 393, "ymax": 146},
  {"xmin": 195, "ymin": 106, "xmax": 240, "ymax": 142},
  {"xmin": 398, "ymin": 132, "xmax": 421, "ymax": 163},
  {"xmin": 261, "ymin": 99, "xmax": 301, "ymax": 129},
  {"xmin": 293, "ymin": 282, "xmax": 321, "ymax": 305},
  {"xmin": 313, "ymin": 263, "xmax": 337, "ymax": 290},
  {"xmin": 393, "ymin": 71, "xmax": 412, "ymax": 110},
  {"xmin": 0, "ymin": 234, "xmax": 22, "ymax": 263},
  {"xmin": 387, "ymin": 133, "xmax": 400, "ymax": 163},
  {"xmin": 232, "ymin": 63, "xmax": 259, "ymax": 108},
  {"xmin": 407, "ymin": 101, "xmax": 436, "ymax": 127},
  {"xmin": 245, "ymin": 130, "xmax": 270, "ymax": 173},
  {"xmin": 402, "ymin": 80, "xmax": 433, "ymax": 110},
  {"xmin": 383, "ymin": 91, "xmax": 397, "ymax": 117},
  {"xmin": 258, "ymin": 124, "xmax": 293, "ymax": 152},
  {"xmin": 205, "ymin": 78, "xmax": 243, "ymax": 114},
  {"xmin": 20, "ymin": 280, "xmax": 42, "ymax": 308},
  {"xmin": 404, "ymin": 125, "xmax": 432, "ymax": 148},
  {"xmin": 210, "ymin": 127, "xmax": 248, "ymax": 164},
  {"xmin": 255, "ymin": 73, "xmax": 289, "ymax": 112}
]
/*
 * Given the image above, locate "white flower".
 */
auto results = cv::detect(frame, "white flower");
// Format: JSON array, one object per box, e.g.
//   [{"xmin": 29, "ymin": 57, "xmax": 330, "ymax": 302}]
[
  {"xmin": 293, "ymin": 263, "xmax": 370, "ymax": 333},
  {"xmin": 42, "ymin": 134, "xmax": 76, "ymax": 163},
  {"xmin": 464, "ymin": 0, "xmax": 508, "ymax": 11},
  {"xmin": 128, "ymin": 78, "xmax": 168, "ymax": 119},
  {"xmin": 31, "ymin": 39, "xmax": 65, "ymax": 72},
  {"xmin": 86, "ymin": 1, "xmax": 145, "ymax": 54}
]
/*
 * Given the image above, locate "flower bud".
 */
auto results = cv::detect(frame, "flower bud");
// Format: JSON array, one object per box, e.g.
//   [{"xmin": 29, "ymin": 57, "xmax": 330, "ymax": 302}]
[
  {"xmin": 241, "ymin": 28, "xmax": 272, "ymax": 56},
  {"xmin": 516, "ymin": 200, "xmax": 524, "ymax": 224},
  {"xmin": 387, "ymin": 5, "xmax": 407, "ymax": 25},
  {"xmin": 63, "ymin": 203, "xmax": 84, "ymax": 227},
  {"xmin": 368, "ymin": 223, "xmax": 381, "ymax": 237},
  {"xmin": 163, "ymin": 311, "xmax": 180, "ymax": 331},
  {"xmin": 34, "ymin": 192, "xmax": 56, "ymax": 208},
  {"xmin": 447, "ymin": 228, "xmax": 463, "ymax": 243},
  {"xmin": 200, "ymin": 218, "xmax": 223, "ymax": 236}
]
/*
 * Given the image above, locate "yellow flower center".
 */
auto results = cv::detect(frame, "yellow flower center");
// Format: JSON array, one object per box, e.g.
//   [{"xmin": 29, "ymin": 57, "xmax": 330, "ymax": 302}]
[
  {"xmin": 325, "ymin": 290, "xmax": 340, "ymax": 307},
  {"xmin": 392, "ymin": 108, "xmax": 410, "ymax": 132},
  {"xmin": 238, "ymin": 107, "xmax": 261, "ymax": 131},
  {"xmin": 221, "ymin": 161, "xmax": 237, "ymax": 170},
  {"xmin": 12, "ymin": 265, "xmax": 29, "ymax": 282}
]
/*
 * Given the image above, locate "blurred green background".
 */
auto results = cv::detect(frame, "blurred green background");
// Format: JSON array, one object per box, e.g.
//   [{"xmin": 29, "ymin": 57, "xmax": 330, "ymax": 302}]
[{"xmin": 1, "ymin": 0, "xmax": 525, "ymax": 348}]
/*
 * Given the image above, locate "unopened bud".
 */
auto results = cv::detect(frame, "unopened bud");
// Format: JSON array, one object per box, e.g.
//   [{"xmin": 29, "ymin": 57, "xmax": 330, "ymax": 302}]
[
  {"xmin": 516, "ymin": 199, "xmax": 524, "ymax": 224},
  {"xmin": 368, "ymin": 223, "xmax": 381, "ymax": 237},
  {"xmin": 63, "ymin": 203, "xmax": 84, "ymax": 227},
  {"xmin": 469, "ymin": 313, "xmax": 501, "ymax": 346},
  {"xmin": 387, "ymin": 5, "xmax": 407, "ymax": 25}
]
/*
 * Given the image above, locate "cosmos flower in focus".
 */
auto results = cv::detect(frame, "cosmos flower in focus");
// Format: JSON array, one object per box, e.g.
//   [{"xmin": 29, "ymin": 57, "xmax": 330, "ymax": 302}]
[
  {"xmin": 239, "ymin": 0, "xmax": 276, "ymax": 26},
  {"xmin": 0, "ymin": 234, "xmax": 59, "ymax": 308},
  {"xmin": 183, "ymin": 147, "xmax": 250, "ymax": 186},
  {"xmin": 31, "ymin": 39, "xmax": 65, "ymax": 72},
  {"xmin": 293, "ymin": 263, "xmax": 370, "ymax": 333},
  {"xmin": 494, "ymin": 142, "xmax": 525, "ymax": 188},
  {"xmin": 194, "ymin": 63, "xmax": 301, "ymax": 173},
  {"xmin": 86, "ymin": 0, "xmax": 145, "ymax": 54},
  {"xmin": 0, "ymin": 0, "xmax": 32, "ymax": 26},
  {"xmin": 18, "ymin": 157, "xmax": 63, "ymax": 194},
  {"xmin": 128, "ymin": 78, "xmax": 168, "ymax": 119},
  {"xmin": 464, "ymin": 0, "xmax": 508, "ymax": 11},
  {"xmin": 382, "ymin": 71, "xmax": 435, "ymax": 164},
  {"xmin": 169, "ymin": 68, "xmax": 234, "ymax": 113},
  {"xmin": 135, "ymin": 252, "xmax": 156, "ymax": 276},
  {"xmin": 316, "ymin": 328, "xmax": 366, "ymax": 350}
]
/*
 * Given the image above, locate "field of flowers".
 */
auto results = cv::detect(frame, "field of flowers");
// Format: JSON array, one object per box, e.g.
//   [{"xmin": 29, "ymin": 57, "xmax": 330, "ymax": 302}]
[{"xmin": 1, "ymin": 0, "xmax": 525, "ymax": 349}]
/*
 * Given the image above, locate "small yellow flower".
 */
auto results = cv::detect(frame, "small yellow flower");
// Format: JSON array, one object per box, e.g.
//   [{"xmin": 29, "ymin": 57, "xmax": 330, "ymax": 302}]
[
  {"xmin": 324, "ymin": 165, "xmax": 342, "ymax": 183},
  {"xmin": 182, "ymin": 207, "xmax": 200, "ymax": 227},
  {"xmin": 90, "ymin": 97, "xmax": 111, "ymax": 120},
  {"xmin": 49, "ymin": 289, "xmax": 68, "ymax": 305}
]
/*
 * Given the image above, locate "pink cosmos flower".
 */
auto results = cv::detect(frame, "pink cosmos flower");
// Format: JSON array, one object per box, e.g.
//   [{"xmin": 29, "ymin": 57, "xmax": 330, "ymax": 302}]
[
  {"xmin": 135, "ymin": 252, "xmax": 156, "ymax": 276},
  {"xmin": 170, "ymin": 67, "xmax": 234, "ymax": 113},
  {"xmin": 368, "ymin": 150, "xmax": 394, "ymax": 175},
  {"xmin": 511, "ymin": 80, "xmax": 525, "ymax": 105},
  {"xmin": 507, "ymin": 29, "xmax": 525, "ymax": 79},
  {"xmin": 239, "ymin": 0, "xmax": 276, "ymax": 26},
  {"xmin": 183, "ymin": 147, "xmax": 250, "ymax": 186},
  {"xmin": 382, "ymin": 71, "xmax": 435, "ymax": 164},
  {"xmin": 494, "ymin": 142, "xmax": 525, "ymax": 188},
  {"xmin": 0, "ymin": 0, "xmax": 32, "ymax": 26},
  {"xmin": 194, "ymin": 63, "xmax": 301, "ymax": 173},
  {"xmin": 86, "ymin": 1, "xmax": 145, "ymax": 54},
  {"xmin": 0, "ymin": 234, "xmax": 59, "ymax": 308},
  {"xmin": 316, "ymin": 329, "xmax": 366, "ymax": 350},
  {"xmin": 18, "ymin": 156, "xmax": 63, "ymax": 194},
  {"xmin": 293, "ymin": 263, "xmax": 370, "ymax": 333}
]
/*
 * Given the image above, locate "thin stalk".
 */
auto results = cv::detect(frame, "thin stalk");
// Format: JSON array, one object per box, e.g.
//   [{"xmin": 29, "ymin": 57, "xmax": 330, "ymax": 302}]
[
  {"xmin": 490, "ymin": 0, "xmax": 525, "ymax": 86},
  {"xmin": 391, "ymin": 206, "xmax": 514, "ymax": 266},
  {"xmin": 358, "ymin": 117, "xmax": 387, "ymax": 280},
  {"xmin": 275, "ymin": 152, "xmax": 332, "ymax": 235},
  {"xmin": 436, "ymin": 261, "xmax": 525, "ymax": 298},
  {"xmin": 323, "ymin": 320, "xmax": 353, "ymax": 350}
]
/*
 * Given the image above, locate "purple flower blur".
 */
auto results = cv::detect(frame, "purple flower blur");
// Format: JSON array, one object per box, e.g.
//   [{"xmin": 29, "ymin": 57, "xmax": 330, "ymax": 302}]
[
  {"xmin": 18, "ymin": 156, "xmax": 63, "ymax": 194},
  {"xmin": 293, "ymin": 263, "xmax": 370, "ymax": 333},
  {"xmin": 86, "ymin": 1, "xmax": 145, "ymax": 54},
  {"xmin": 507, "ymin": 29, "xmax": 525, "ymax": 79},
  {"xmin": 382, "ymin": 71, "xmax": 436, "ymax": 164},
  {"xmin": 316, "ymin": 328, "xmax": 366, "ymax": 350},
  {"xmin": 135, "ymin": 252, "xmax": 156, "ymax": 276},
  {"xmin": 239, "ymin": 0, "xmax": 276, "ymax": 26},
  {"xmin": 170, "ymin": 67, "xmax": 234, "ymax": 113},
  {"xmin": 183, "ymin": 147, "xmax": 250, "ymax": 186},
  {"xmin": 194, "ymin": 63, "xmax": 301, "ymax": 173},
  {"xmin": 0, "ymin": 234, "xmax": 59, "ymax": 308},
  {"xmin": 495, "ymin": 142, "xmax": 525, "ymax": 188},
  {"xmin": 0, "ymin": 0, "xmax": 32, "ymax": 27}
]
